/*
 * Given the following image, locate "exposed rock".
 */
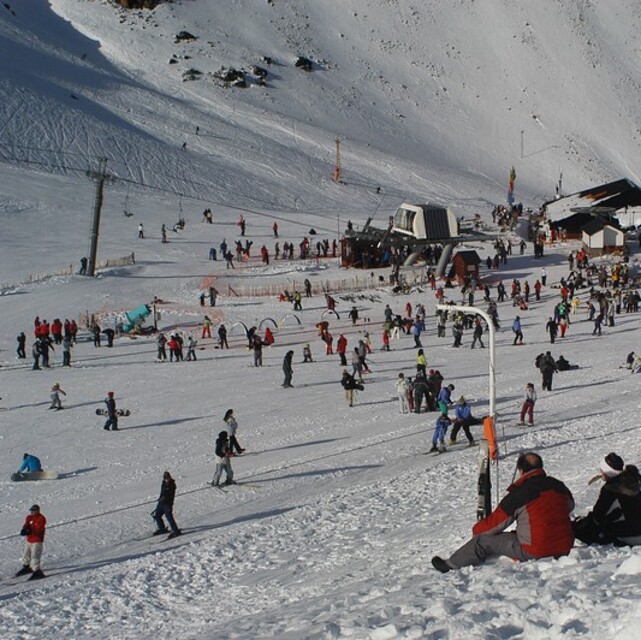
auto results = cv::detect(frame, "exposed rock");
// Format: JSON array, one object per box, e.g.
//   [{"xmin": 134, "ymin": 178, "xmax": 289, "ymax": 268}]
[
  {"xmin": 214, "ymin": 67, "xmax": 246, "ymax": 84},
  {"xmin": 294, "ymin": 56, "xmax": 313, "ymax": 72},
  {"xmin": 250, "ymin": 65, "xmax": 268, "ymax": 79},
  {"xmin": 182, "ymin": 69, "xmax": 202, "ymax": 82},
  {"xmin": 175, "ymin": 31, "xmax": 197, "ymax": 43}
]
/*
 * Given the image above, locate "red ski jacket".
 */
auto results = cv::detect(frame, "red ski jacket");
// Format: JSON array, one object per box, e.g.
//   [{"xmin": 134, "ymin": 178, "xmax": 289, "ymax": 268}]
[
  {"xmin": 473, "ymin": 469, "xmax": 574, "ymax": 559},
  {"xmin": 22, "ymin": 513, "xmax": 47, "ymax": 544}
]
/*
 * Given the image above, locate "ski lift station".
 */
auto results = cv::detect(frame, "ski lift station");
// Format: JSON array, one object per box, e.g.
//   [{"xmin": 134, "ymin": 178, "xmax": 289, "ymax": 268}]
[{"xmin": 391, "ymin": 203, "xmax": 459, "ymax": 240}]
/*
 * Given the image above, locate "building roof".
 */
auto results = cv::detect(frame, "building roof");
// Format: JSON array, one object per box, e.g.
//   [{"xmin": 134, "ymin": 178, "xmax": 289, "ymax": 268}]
[{"xmin": 453, "ymin": 250, "xmax": 481, "ymax": 265}]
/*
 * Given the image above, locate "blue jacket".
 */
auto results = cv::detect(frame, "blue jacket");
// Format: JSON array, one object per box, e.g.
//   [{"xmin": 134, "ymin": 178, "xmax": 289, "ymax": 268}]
[
  {"xmin": 19, "ymin": 454, "xmax": 42, "ymax": 473},
  {"xmin": 512, "ymin": 319, "xmax": 522, "ymax": 332},
  {"xmin": 455, "ymin": 403, "xmax": 472, "ymax": 420},
  {"xmin": 437, "ymin": 387, "xmax": 452, "ymax": 405}
]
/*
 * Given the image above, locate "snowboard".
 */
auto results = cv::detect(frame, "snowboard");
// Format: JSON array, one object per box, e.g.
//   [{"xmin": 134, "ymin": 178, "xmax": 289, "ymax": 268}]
[
  {"xmin": 95, "ymin": 408, "xmax": 130, "ymax": 416},
  {"xmin": 11, "ymin": 470, "xmax": 59, "ymax": 482}
]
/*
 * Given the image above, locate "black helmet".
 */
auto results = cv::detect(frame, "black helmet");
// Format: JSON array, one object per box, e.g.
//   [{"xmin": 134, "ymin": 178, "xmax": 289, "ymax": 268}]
[
  {"xmin": 219, "ymin": 430, "xmax": 228, "ymax": 439},
  {"xmin": 29, "ymin": 504, "xmax": 40, "ymax": 513}
]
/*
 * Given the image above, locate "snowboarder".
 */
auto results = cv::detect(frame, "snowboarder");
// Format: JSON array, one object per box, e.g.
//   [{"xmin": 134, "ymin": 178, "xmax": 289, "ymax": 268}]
[
  {"xmin": 282, "ymin": 350, "xmax": 294, "ymax": 387},
  {"xmin": 49, "ymin": 383, "xmax": 66, "ymax": 410},
  {"xmin": 224, "ymin": 409, "xmax": 245, "ymax": 454},
  {"xmin": 152, "ymin": 472, "xmax": 182, "ymax": 538},
  {"xmin": 17, "ymin": 453, "xmax": 42, "ymax": 474},
  {"xmin": 210, "ymin": 431, "xmax": 234, "ymax": 486},
  {"xmin": 431, "ymin": 452, "xmax": 574, "ymax": 573},
  {"xmin": 519, "ymin": 383, "xmax": 537, "ymax": 426},
  {"xmin": 15, "ymin": 504, "xmax": 47, "ymax": 580},
  {"xmin": 572, "ymin": 453, "xmax": 641, "ymax": 546},
  {"xmin": 103, "ymin": 391, "xmax": 119, "ymax": 431}
]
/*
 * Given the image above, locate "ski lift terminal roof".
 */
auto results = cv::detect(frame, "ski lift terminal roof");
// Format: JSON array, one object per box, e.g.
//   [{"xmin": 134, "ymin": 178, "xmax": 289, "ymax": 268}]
[{"xmin": 392, "ymin": 202, "xmax": 459, "ymax": 241}]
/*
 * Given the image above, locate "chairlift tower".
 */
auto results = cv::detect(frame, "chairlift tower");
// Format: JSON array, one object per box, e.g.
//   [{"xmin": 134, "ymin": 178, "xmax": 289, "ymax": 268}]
[{"xmin": 86, "ymin": 158, "xmax": 114, "ymax": 277}]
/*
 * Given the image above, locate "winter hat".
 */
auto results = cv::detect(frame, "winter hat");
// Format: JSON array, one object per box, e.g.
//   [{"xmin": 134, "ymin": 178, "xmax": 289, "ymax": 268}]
[
  {"xmin": 107, "ymin": 391, "xmax": 114, "ymax": 397},
  {"xmin": 600, "ymin": 453, "xmax": 624, "ymax": 478},
  {"xmin": 29, "ymin": 504, "xmax": 40, "ymax": 513},
  {"xmin": 458, "ymin": 396, "xmax": 466, "ymax": 404},
  {"xmin": 224, "ymin": 409, "xmax": 233, "ymax": 421},
  {"xmin": 428, "ymin": 369, "xmax": 435, "ymax": 375},
  {"xmin": 219, "ymin": 430, "xmax": 228, "ymax": 439}
]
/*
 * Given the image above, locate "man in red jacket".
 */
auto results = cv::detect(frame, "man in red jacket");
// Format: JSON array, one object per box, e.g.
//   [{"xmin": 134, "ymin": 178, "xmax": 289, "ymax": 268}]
[
  {"xmin": 432, "ymin": 452, "xmax": 574, "ymax": 572},
  {"xmin": 15, "ymin": 504, "xmax": 47, "ymax": 580}
]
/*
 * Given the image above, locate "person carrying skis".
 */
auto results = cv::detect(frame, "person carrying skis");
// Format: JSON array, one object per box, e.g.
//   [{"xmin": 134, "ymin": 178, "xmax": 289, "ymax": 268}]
[
  {"xmin": 519, "ymin": 383, "xmax": 537, "ymax": 426},
  {"xmin": 224, "ymin": 409, "xmax": 245, "ymax": 455},
  {"xmin": 432, "ymin": 452, "xmax": 574, "ymax": 573},
  {"xmin": 573, "ymin": 453, "xmax": 641, "ymax": 546},
  {"xmin": 15, "ymin": 504, "xmax": 47, "ymax": 580},
  {"xmin": 210, "ymin": 431, "xmax": 234, "ymax": 486},
  {"xmin": 49, "ymin": 383, "xmax": 66, "ymax": 410},
  {"xmin": 103, "ymin": 391, "xmax": 119, "ymax": 431},
  {"xmin": 152, "ymin": 472, "xmax": 182, "ymax": 538}
]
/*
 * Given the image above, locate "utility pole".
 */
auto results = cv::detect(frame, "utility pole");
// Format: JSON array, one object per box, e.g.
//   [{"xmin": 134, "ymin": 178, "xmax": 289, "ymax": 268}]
[
  {"xmin": 332, "ymin": 138, "xmax": 341, "ymax": 183},
  {"xmin": 86, "ymin": 158, "xmax": 111, "ymax": 277},
  {"xmin": 520, "ymin": 130, "xmax": 524, "ymax": 159}
]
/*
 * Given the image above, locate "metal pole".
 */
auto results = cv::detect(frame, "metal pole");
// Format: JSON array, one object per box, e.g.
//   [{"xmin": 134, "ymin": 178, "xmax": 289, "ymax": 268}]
[
  {"xmin": 520, "ymin": 130, "xmax": 524, "ymax": 159},
  {"xmin": 86, "ymin": 158, "xmax": 108, "ymax": 277}
]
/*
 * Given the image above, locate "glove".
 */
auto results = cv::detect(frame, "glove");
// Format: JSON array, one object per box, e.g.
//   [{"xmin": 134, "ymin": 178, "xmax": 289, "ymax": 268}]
[{"xmin": 20, "ymin": 527, "xmax": 31, "ymax": 537}]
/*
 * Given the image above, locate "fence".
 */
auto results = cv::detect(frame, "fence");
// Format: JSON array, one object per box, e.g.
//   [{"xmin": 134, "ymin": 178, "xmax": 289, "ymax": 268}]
[{"xmin": 0, "ymin": 253, "xmax": 136, "ymax": 294}]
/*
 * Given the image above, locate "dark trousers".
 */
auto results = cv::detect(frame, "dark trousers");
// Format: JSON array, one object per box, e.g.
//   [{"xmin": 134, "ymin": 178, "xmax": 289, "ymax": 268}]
[
  {"xmin": 153, "ymin": 502, "xmax": 179, "ymax": 534},
  {"xmin": 104, "ymin": 414, "xmax": 119, "ymax": 430},
  {"xmin": 62, "ymin": 352, "xmax": 71, "ymax": 366},
  {"xmin": 230, "ymin": 435, "xmax": 243, "ymax": 454},
  {"xmin": 339, "ymin": 353, "xmax": 347, "ymax": 366},
  {"xmin": 450, "ymin": 418, "xmax": 480, "ymax": 443}
]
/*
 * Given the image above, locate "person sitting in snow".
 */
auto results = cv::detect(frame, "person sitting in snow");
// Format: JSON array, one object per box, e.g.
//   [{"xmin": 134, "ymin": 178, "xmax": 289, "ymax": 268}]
[
  {"xmin": 432, "ymin": 452, "xmax": 575, "ymax": 573},
  {"xmin": 573, "ymin": 453, "xmax": 641, "ymax": 547}
]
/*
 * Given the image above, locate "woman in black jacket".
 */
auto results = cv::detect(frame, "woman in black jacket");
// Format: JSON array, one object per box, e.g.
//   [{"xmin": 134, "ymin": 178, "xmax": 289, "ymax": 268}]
[{"xmin": 574, "ymin": 453, "xmax": 641, "ymax": 546}]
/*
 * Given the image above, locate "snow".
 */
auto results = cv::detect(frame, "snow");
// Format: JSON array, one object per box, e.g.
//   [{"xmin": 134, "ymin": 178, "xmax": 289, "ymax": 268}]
[{"xmin": 2, "ymin": 0, "xmax": 641, "ymax": 638}]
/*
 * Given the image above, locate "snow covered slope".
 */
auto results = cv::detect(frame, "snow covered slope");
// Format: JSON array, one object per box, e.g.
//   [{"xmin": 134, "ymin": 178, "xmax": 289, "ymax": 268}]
[{"xmin": 2, "ymin": 1, "xmax": 641, "ymax": 638}]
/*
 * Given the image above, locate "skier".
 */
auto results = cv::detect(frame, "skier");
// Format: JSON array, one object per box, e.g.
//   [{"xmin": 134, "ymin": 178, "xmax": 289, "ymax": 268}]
[
  {"xmin": 449, "ymin": 397, "xmax": 481, "ymax": 446},
  {"xmin": 15, "ymin": 504, "xmax": 47, "ymax": 580},
  {"xmin": 512, "ymin": 316, "xmax": 524, "ymax": 345},
  {"xmin": 152, "ymin": 472, "xmax": 182, "ymax": 538},
  {"xmin": 16, "ymin": 331, "xmax": 26, "ymax": 359},
  {"xmin": 224, "ymin": 409, "xmax": 245, "ymax": 455},
  {"xmin": 351, "ymin": 347, "xmax": 363, "ymax": 382},
  {"xmin": 431, "ymin": 452, "xmax": 574, "ymax": 573},
  {"xmin": 103, "ymin": 391, "xmax": 119, "ymax": 431},
  {"xmin": 201, "ymin": 315, "xmax": 212, "ymax": 339},
  {"xmin": 429, "ymin": 413, "xmax": 451, "ymax": 453},
  {"xmin": 437, "ymin": 383, "xmax": 455, "ymax": 415},
  {"xmin": 282, "ymin": 350, "xmax": 294, "ymax": 387},
  {"xmin": 210, "ymin": 431, "xmax": 234, "ymax": 486},
  {"xmin": 49, "ymin": 383, "xmax": 66, "ymax": 410},
  {"xmin": 395, "ymin": 373, "xmax": 411, "ymax": 414},
  {"xmin": 17, "ymin": 453, "xmax": 43, "ymax": 475},
  {"xmin": 573, "ymin": 453, "xmax": 641, "ymax": 546},
  {"xmin": 519, "ymin": 383, "xmax": 537, "ymax": 426}
]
